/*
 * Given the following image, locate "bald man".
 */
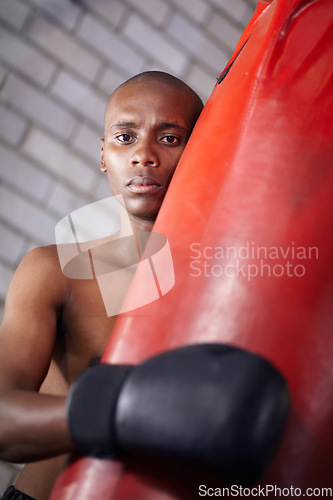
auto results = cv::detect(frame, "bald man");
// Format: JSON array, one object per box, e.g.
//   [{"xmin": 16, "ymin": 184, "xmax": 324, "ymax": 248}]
[{"xmin": 0, "ymin": 72, "xmax": 203, "ymax": 500}]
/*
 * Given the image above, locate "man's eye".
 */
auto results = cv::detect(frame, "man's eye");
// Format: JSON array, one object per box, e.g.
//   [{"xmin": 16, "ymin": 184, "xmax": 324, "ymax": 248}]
[
  {"xmin": 161, "ymin": 136, "xmax": 179, "ymax": 144},
  {"xmin": 117, "ymin": 134, "xmax": 133, "ymax": 143}
]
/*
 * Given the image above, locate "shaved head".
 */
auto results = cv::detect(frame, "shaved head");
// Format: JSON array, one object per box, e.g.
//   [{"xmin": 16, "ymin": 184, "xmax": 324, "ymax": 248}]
[
  {"xmin": 113, "ymin": 71, "xmax": 203, "ymax": 102},
  {"xmin": 100, "ymin": 71, "xmax": 204, "ymax": 222},
  {"xmin": 104, "ymin": 71, "xmax": 203, "ymax": 138}
]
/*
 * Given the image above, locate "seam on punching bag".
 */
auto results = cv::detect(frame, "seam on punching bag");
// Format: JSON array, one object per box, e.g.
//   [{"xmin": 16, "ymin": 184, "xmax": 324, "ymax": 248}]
[{"xmin": 217, "ymin": 37, "xmax": 250, "ymax": 84}]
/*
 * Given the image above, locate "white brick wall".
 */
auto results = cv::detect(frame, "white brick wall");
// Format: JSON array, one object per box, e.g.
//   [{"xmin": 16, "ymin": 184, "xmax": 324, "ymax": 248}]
[
  {"xmin": 0, "ymin": 25, "xmax": 56, "ymax": 87},
  {"xmin": 97, "ymin": 66, "xmax": 128, "ymax": 95},
  {"xmin": 0, "ymin": 0, "xmax": 256, "ymax": 491},
  {"xmin": 27, "ymin": 16, "xmax": 101, "ymax": 83},
  {"xmin": 124, "ymin": 0, "xmax": 171, "ymax": 27},
  {"xmin": 208, "ymin": 12, "xmax": 243, "ymax": 52},
  {"xmin": 0, "ymin": 261, "xmax": 14, "ymax": 299},
  {"xmin": 207, "ymin": 0, "xmax": 254, "ymax": 25},
  {"xmin": 0, "ymin": 222, "xmax": 26, "ymax": 266},
  {"xmin": 0, "ymin": 103, "xmax": 28, "ymax": 146},
  {"xmin": 71, "ymin": 122, "xmax": 102, "ymax": 164},
  {"xmin": 0, "ymin": 184, "xmax": 57, "ymax": 245},
  {"xmin": 28, "ymin": 0, "xmax": 82, "ymax": 31},
  {"xmin": 77, "ymin": 13, "xmax": 146, "ymax": 76},
  {"xmin": 51, "ymin": 70, "xmax": 106, "ymax": 130},
  {"xmin": 186, "ymin": 62, "xmax": 217, "ymax": 102},
  {"xmin": 93, "ymin": 174, "xmax": 111, "ymax": 200},
  {"xmin": 168, "ymin": 13, "xmax": 230, "ymax": 74},
  {"xmin": 123, "ymin": 13, "xmax": 188, "ymax": 75},
  {"xmin": 169, "ymin": 0, "xmax": 211, "ymax": 25},
  {"xmin": 0, "ymin": 0, "xmax": 31, "ymax": 30},
  {"xmin": 2, "ymin": 74, "xmax": 77, "ymax": 140},
  {"xmin": 0, "ymin": 64, "xmax": 7, "ymax": 83},
  {"xmin": 82, "ymin": 0, "xmax": 126, "ymax": 28},
  {"xmin": 21, "ymin": 127, "xmax": 97, "ymax": 195},
  {"xmin": 47, "ymin": 182, "xmax": 87, "ymax": 218},
  {"xmin": 0, "ymin": 143, "xmax": 51, "ymax": 201}
]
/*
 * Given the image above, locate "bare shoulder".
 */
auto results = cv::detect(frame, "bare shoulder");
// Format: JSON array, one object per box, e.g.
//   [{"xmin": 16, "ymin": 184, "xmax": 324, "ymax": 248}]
[
  {"xmin": 3, "ymin": 245, "xmax": 71, "ymax": 333},
  {"xmin": 10, "ymin": 245, "xmax": 69, "ymax": 297},
  {"xmin": 18, "ymin": 244, "xmax": 63, "ymax": 273}
]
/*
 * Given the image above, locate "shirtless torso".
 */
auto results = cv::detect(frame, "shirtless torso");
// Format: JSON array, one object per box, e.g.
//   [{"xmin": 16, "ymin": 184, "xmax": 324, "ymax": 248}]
[{"xmin": 0, "ymin": 72, "xmax": 203, "ymax": 500}]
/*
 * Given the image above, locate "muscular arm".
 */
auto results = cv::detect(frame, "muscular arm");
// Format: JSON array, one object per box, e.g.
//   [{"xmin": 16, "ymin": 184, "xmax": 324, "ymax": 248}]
[{"xmin": 0, "ymin": 247, "xmax": 75, "ymax": 463}]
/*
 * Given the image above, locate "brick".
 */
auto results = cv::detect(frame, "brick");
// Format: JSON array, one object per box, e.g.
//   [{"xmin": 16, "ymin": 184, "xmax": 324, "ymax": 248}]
[
  {"xmin": 0, "ymin": 185, "xmax": 57, "ymax": 245},
  {"xmin": 142, "ymin": 62, "xmax": 171, "ymax": 73},
  {"xmin": 1, "ymin": 74, "xmax": 76, "ymax": 140},
  {"xmin": 167, "ymin": 13, "xmax": 228, "ymax": 74},
  {"xmin": 0, "ymin": 63, "xmax": 7, "ymax": 85},
  {"xmin": 0, "ymin": 26, "xmax": 56, "ymax": 87},
  {"xmin": 23, "ymin": 241, "xmax": 42, "ymax": 256},
  {"xmin": 47, "ymin": 182, "xmax": 88, "ymax": 217},
  {"xmin": 241, "ymin": 2, "xmax": 256, "ymax": 25},
  {"xmin": 124, "ymin": 0, "xmax": 170, "ymax": 27},
  {"xmin": 246, "ymin": 0, "xmax": 257, "ymax": 9},
  {"xmin": 28, "ymin": 0, "xmax": 82, "ymax": 31},
  {"xmin": 77, "ymin": 14, "xmax": 146, "ymax": 76},
  {"xmin": 0, "ymin": 143, "xmax": 51, "ymax": 201},
  {"xmin": 21, "ymin": 127, "xmax": 97, "ymax": 195},
  {"xmin": 71, "ymin": 122, "xmax": 101, "ymax": 164},
  {"xmin": 186, "ymin": 63, "xmax": 218, "ymax": 102},
  {"xmin": 0, "ymin": 103, "xmax": 28, "ymax": 146},
  {"xmin": 51, "ymin": 70, "xmax": 105, "ymax": 131},
  {"xmin": 206, "ymin": 0, "xmax": 249, "ymax": 24},
  {"xmin": 98, "ymin": 66, "xmax": 128, "ymax": 95},
  {"xmin": 27, "ymin": 16, "xmax": 100, "ymax": 83},
  {"xmin": 170, "ymin": 0, "xmax": 211, "ymax": 25},
  {"xmin": 93, "ymin": 175, "xmax": 111, "ymax": 200},
  {"xmin": 122, "ymin": 13, "xmax": 188, "ymax": 75},
  {"xmin": 0, "ymin": 0, "xmax": 31, "ymax": 30},
  {"xmin": 208, "ymin": 11, "xmax": 243, "ymax": 52},
  {"xmin": 0, "ymin": 221, "xmax": 26, "ymax": 265},
  {"xmin": 0, "ymin": 262, "xmax": 14, "ymax": 301},
  {"xmin": 81, "ymin": 0, "xmax": 126, "ymax": 28}
]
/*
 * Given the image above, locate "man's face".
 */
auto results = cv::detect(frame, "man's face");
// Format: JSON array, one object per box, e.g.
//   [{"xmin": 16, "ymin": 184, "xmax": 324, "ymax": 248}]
[{"xmin": 101, "ymin": 80, "xmax": 200, "ymax": 222}]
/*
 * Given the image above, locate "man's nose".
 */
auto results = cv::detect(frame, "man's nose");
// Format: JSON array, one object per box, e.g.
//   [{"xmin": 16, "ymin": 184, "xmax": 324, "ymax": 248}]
[{"xmin": 130, "ymin": 140, "xmax": 159, "ymax": 167}]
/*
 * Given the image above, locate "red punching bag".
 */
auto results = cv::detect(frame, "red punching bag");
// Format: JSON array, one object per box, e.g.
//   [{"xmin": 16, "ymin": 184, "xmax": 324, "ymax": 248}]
[{"xmin": 51, "ymin": 0, "xmax": 333, "ymax": 498}]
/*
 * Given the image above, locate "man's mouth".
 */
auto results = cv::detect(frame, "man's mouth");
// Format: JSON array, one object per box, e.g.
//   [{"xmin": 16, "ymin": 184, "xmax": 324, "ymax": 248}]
[{"xmin": 127, "ymin": 176, "xmax": 163, "ymax": 194}]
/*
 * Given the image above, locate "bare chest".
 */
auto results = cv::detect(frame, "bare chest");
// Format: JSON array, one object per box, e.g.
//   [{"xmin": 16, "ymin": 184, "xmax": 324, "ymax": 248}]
[{"xmin": 53, "ymin": 278, "xmax": 118, "ymax": 386}]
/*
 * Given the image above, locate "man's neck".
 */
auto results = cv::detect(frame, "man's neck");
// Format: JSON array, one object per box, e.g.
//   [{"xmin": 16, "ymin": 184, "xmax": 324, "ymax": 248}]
[
  {"xmin": 129, "ymin": 215, "xmax": 155, "ymax": 235},
  {"xmin": 117, "ymin": 203, "xmax": 155, "ymax": 238}
]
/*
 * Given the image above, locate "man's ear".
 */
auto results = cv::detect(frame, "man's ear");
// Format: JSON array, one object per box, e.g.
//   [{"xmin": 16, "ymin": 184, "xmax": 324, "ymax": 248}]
[{"xmin": 100, "ymin": 138, "xmax": 107, "ymax": 172}]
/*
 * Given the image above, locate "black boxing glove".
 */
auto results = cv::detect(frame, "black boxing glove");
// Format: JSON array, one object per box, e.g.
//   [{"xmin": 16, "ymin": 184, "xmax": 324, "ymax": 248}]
[{"xmin": 67, "ymin": 344, "xmax": 290, "ymax": 484}]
